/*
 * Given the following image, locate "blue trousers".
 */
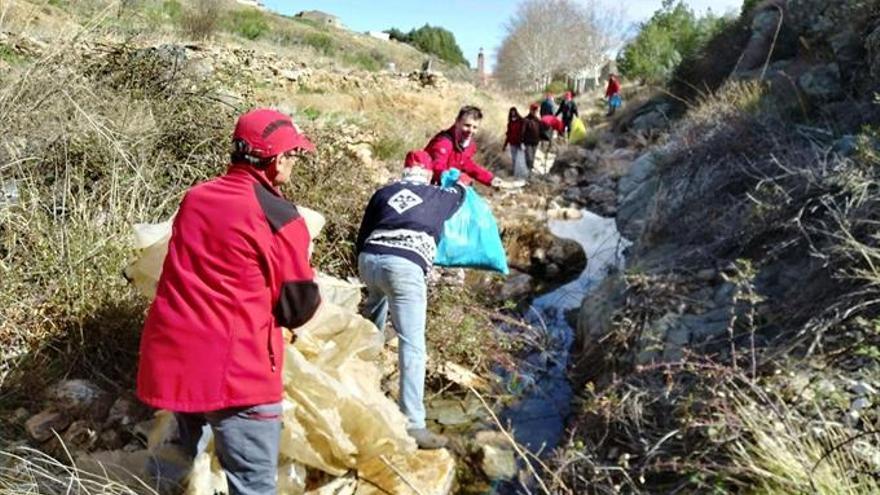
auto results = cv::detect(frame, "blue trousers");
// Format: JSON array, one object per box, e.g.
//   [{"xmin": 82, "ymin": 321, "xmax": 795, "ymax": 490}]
[
  {"xmin": 174, "ymin": 402, "xmax": 282, "ymax": 495},
  {"xmin": 358, "ymin": 252, "xmax": 428, "ymax": 429}
]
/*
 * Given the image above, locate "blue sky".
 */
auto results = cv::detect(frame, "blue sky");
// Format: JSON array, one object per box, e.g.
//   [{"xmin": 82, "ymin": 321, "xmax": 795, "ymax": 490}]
[{"xmin": 263, "ymin": 0, "xmax": 744, "ymax": 69}]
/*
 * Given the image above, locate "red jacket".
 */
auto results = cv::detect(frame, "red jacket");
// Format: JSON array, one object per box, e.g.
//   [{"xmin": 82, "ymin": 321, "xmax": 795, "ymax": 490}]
[
  {"xmin": 425, "ymin": 127, "xmax": 494, "ymax": 186},
  {"xmin": 605, "ymin": 78, "xmax": 621, "ymax": 98},
  {"xmin": 136, "ymin": 165, "xmax": 320, "ymax": 412},
  {"xmin": 504, "ymin": 119, "xmax": 524, "ymax": 147}
]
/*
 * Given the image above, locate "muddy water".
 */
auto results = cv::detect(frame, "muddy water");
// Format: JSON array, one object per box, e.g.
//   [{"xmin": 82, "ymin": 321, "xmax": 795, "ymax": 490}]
[{"xmin": 499, "ymin": 209, "xmax": 630, "ymax": 459}]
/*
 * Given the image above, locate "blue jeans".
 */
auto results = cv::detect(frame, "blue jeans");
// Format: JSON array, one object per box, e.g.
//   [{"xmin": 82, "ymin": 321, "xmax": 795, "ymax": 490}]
[
  {"xmin": 358, "ymin": 252, "xmax": 428, "ymax": 429},
  {"xmin": 173, "ymin": 402, "xmax": 282, "ymax": 495}
]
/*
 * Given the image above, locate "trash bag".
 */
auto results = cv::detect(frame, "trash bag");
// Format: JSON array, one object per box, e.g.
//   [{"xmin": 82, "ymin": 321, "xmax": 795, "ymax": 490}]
[
  {"xmin": 610, "ymin": 94, "xmax": 622, "ymax": 109},
  {"xmin": 568, "ymin": 117, "xmax": 587, "ymax": 145},
  {"xmin": 434, "ymin": 170, "xmax": 509, "ymax": 274},
  {"xmin": 123, "ymin": 206, "xmax": 417, "ymax": 493}
]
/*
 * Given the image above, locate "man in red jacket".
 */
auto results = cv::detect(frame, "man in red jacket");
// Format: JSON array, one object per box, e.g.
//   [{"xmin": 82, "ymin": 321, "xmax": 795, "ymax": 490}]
[
  {"xmin": 137, "ymin": 108, "xmax": 321, "ymax": 495},
  {"xmin": 424, "ymin": 105, "xmax": 502, "ymax": 188}
]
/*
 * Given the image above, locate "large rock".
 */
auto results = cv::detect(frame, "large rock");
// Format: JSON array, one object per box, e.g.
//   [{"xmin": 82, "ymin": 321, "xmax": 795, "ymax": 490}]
[
  {"xmin": 867, "ymin": 25, "xmax": 880, "ymax": 83},
  {"xmin": 735, "ymin": 5, "xmax": 785, "ymax": 74},
  {"xmin": 798, "ymin": 63, "xmax": 844, "ymax": 102},
  {"xmin": 616, "ymin": 153, "xmax": 659, "ymax": 240},
  {"xmin": 573, "ymin": 274, "xmax": 627, "ymax": 380},
  {"xmin": 46, "ymin": 379, "xmax": 112, "ymax": 422}
]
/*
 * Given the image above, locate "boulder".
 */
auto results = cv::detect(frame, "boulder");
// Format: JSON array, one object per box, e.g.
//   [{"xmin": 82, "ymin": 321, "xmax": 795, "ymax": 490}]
[
  {"xmin": 46, "ymin": 379, "xmax": 112, "ymax": 422},
  {"xmin": 617, "ymin": 153, "xmax": 660, "ymax": 240},
  {"xmin": 500, "ymin": 272, "xmax": 534, "ymax": 301},
  {"xmin": 798, "ymin": 63, "xmax": 844, "ymax": 102}
]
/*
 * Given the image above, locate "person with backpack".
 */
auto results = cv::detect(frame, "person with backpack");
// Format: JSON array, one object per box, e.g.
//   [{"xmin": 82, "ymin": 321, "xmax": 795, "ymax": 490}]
[
  {"xmin": 137, "ymin": 108, "xmax": 321, "ymax": 495},
  {"xmin": 502, "ymin": 107, "xmax": 528, "ymax": 179},
  {"xmin": 521, "ymin": 103, "xmax": 543, "ymax": 173},
  {"xmin": 555, "ymin": 91, "xmax": 579, "ymax": 137},
  {"xmin": 424, "ymin": 105, "xmax": 501, "ymax": 188},
  {"xmin": 356, "ymin": 150, "xmax": 465, "ymax": 449}
]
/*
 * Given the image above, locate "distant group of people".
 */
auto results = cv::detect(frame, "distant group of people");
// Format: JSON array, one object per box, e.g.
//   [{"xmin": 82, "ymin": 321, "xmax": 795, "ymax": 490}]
[{"xmin": 503, "ymin": 74, "xmax": 623, "ymax": 179}]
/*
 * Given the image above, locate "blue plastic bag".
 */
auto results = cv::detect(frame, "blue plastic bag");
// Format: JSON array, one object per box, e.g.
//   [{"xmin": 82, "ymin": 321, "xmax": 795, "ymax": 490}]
[
  {"xmin": 610, "ymin": 94, "xmax": 622, "ymax": 109},
  {"xmin": 435, "ymin": 170, "xmax": 509, "ymax": 274}
]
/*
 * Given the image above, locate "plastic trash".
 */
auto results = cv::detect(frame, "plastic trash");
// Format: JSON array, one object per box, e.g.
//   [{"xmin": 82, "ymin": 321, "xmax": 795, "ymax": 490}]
[
  {"xmin": 569, "ymin": 117, "xmax": 587, "ymax": 144},
  {"xmin": 434, "ymin": 170, "xmax": 509, "ymax": 274}
]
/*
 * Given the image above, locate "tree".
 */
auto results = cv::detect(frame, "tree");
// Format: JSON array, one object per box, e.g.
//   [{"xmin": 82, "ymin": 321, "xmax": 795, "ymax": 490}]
[
  {"xmin": 384, "ymin": 24, "xmax": 468, "ymax": 66},
  {"xmin": 494, "ymin": 0, "xmax": 624, "ymax": 91},
  {"xmin": 617, "ymin": 0, "xmax": 727, "ymax": 84}
]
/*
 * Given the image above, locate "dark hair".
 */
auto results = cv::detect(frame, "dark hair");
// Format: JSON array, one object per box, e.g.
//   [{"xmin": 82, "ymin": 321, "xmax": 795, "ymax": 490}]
[
  {"xmin": 456, "ymin": 105, "xmax": 483, "ymax": 121},
  {"xmin": 508, "ymin": 107, "xmax": 521, "ymax": 122},
  {"xmin": 230, "ymin": 138, "xmax": 273, "ymax": 168}
]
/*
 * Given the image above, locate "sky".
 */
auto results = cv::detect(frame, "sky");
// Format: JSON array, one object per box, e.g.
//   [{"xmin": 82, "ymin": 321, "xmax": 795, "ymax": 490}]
[{"xmin": 263, "ymin": 0, "xmax": 744, "ymax": 70}]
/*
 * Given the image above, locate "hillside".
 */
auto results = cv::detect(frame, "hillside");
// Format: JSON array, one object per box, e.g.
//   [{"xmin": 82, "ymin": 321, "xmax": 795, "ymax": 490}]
[{"xmin": 544, "ymin": 0, "xmax": 880, "ymax": 492}]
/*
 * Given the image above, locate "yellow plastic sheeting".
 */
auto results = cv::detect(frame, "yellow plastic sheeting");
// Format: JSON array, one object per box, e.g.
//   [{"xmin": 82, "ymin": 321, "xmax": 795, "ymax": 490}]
[
  {"xmin": 568, "ymin": 117, "xmax": 587, "ymax": 145},
  {"xmin": 126, "ymin": 207, "xmax": 415, "ymax": 493},
  {"xmin": 281, "ymin": 302, "xmax": 415, "ymax": 476}
]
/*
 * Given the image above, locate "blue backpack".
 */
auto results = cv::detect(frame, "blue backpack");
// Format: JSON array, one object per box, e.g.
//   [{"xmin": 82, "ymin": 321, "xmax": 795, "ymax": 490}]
[{"xmin": 434, "ymin": 170, "xmax": 509, "ymax": 274}]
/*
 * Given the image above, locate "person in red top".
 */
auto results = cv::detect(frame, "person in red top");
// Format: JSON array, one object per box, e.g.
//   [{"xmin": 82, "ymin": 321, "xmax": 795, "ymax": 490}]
[
  {"xmin": 502, "ymin": 106, "xmax": 528, "ymax": 178},
  {"xmin": 137, "ymin": 108, "xmax": 321, "ymax": 495},
  {"xmin": 606, "ymin": 74, "xmax": 623, "ymax": 116},
  {"xmin": 424, "ymin": 105, "xmax": 501, "ymax": 188}
]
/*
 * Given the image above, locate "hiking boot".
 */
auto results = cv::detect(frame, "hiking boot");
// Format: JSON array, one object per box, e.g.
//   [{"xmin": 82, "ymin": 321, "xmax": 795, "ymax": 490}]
[{"xmin": 407, "ymin": 428, "xmax": 448, "ymax": 449}]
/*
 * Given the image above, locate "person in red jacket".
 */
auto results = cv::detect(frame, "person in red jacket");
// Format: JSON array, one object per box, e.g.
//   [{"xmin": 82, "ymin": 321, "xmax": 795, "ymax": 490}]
[
  {"xmin": 424, "ymin": 105, "xmax": 501, "ymax": 188},
  {"xmin": 606, "ymin": 74, "xmax": 622, "ymax": 116},
  {"xmin": 137, "ymin": 108, "xmax": 321, "ymax": 495},
  {"xmin": 502, "ymin": 106, "xmax": 528, "ymax": 178}
]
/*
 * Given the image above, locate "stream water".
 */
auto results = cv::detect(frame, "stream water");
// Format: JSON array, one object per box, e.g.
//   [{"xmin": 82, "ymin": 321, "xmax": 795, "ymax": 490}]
[{"xmin": 497, "ymin": 209, "xmax": 630, "ymax": 488}]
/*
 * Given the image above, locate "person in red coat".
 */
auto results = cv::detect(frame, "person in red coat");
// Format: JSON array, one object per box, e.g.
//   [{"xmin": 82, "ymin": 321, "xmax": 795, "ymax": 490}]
[
  {"xmin": 606, "ymin": 74, "xmax": 622, "ymax": 116},
  {"xmin": 424, "ymin": 105, "xmax": 501, "ymax": 188},
  {"xmin": 137, "ymin": 108, "xmax": 321, "ymax": 495},
  {"xmin": 502, "ymin": 107, "xmax": 528, "ymax": 178}
]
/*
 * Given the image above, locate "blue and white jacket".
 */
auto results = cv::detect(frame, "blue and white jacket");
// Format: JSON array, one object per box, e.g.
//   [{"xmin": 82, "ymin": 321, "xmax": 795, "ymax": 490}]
[{"xmin": 356, "ymin": 178, "xmax": 464, "ymax": 273}]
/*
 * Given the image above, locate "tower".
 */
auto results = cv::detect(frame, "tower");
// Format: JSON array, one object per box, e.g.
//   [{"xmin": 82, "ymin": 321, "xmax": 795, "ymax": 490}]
[{"xmin": 477, "ymin": 48, "xmax": 487, "ymax": 87}]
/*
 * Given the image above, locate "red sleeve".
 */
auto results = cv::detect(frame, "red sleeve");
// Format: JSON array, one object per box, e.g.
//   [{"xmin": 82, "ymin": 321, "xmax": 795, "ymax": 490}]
[
  {"xmin": 272, "ymin": 218, "xmax": 321, "ymax": 329},
  {"xmin": 425, "ymin": 135, "xmax": 451, "ymax": 172},
  {"xmin": 461, "ymin": 144, "xmax": 494, "ymax": 186}
]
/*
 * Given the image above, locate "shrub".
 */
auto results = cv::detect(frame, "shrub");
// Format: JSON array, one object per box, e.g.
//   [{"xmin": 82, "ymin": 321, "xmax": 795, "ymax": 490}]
[
  {"xmin": 180, "ymin": 0, "xmax": 223, "ymax": 40},
  {"xmin": 228, "ymin": 8, "xmax": 270, "ymax": 41},
  {"xmin": 617, "ymin": 0, "xmax": 729, "ymax": 84},
  {"xmin": 303, "ymin": 32, "xmax": 335, "ymax": 56},
  {"xmin": 343, "ymin": 49, "xmax": 388, "ymax": 72},
  {"xmin": 384, "ymin": 24, "xmax": 468, "ymax": 66}
]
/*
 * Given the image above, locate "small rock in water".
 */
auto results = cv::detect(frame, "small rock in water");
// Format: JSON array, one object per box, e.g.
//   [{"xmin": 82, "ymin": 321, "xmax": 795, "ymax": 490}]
[
  {"xmin": 427, "ymin": 399, "xmax": 470, "ymax": 426},
  {"xmin": 481, "ymin": 444, "xmax": 517, "ymax": 480},
  {"xmin": 25, "ymin": 409, "xmax": 71, "ymax": 442}
]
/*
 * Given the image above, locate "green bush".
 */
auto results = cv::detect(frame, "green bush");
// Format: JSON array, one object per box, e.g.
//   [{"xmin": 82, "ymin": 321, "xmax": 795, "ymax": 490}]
[
  {"xmin": 303, "ymin": 33, "xmax": 336, "ymax": 56},
  {"xmin": 617, "ymin": 0, "xmax": 728, "ymax": 84},
  {"xmin": 229, "ymin": 8, "xmax": 270, "ymax": 40},
  {"xmin": 544, "ymin": 80, "xmax": 568, "ymax": 95},
  {"xmin": 385, "ymin": 24, "xmax": 468, "ymax": 66}
]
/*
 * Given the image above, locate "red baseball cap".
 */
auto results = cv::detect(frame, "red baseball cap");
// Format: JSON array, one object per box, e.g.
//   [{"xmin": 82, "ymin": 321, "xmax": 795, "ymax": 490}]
[
  {"xmin": 404, "ymin": 150, "xmax": 432, "ymax": 169},
  {"xmin": 232, "ymin": 108, "xmax": 314, "ymax": 159},
  {"xmin": 529, "ymin": 102, "xmax": 539, "ymax": 111}
]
